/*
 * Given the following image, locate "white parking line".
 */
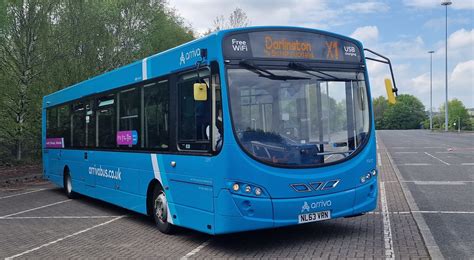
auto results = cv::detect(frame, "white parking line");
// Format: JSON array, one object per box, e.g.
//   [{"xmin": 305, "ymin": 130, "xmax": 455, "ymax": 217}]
[
  {"xmin": 380, "ymin": 182, "xmax": 395, "ymax": 260},
  {"xmin": 181, "ymin": 239, "xmax": 211, "ymax": 260},
  {"xmin": 0, "ymin": 200, "xmax": 71, "ymax": 218},
  {"xmin": 403, "ymin": 163, "xmax": 431, "ymax": 166},
  {"xmin": 1, "ymin": 216, "xmax": 122, "ymax": 220},
  {"xmin": 5, "ymin": 215, "xmax": 126, "ymax": 259},
  {"xmin": 414, "ymin": 211, "xmax": 474, "ymax": 214},
  {"xmin": 0, "ymin": 189, "xmax": 48, "ymax": 200},
  {"xmin": 461, "ymin": 163, "xmax": 474, "ymax": 166},
  {"xmin": 377, "ymin": 152, "xmax": 382, "ymax": 166},
  {"xmin": 424, "ymin": 152, "xmax": 450, "ymax": 165},
  {"xmin": 409, "ymin": 181, "xmax": 468, "ymax": 185}
]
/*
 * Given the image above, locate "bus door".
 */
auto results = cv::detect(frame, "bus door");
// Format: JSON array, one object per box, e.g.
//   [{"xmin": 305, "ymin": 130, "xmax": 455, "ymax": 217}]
[{"xmin": 169, "ymin": 66, "xmax": 221, "ymax": 214}]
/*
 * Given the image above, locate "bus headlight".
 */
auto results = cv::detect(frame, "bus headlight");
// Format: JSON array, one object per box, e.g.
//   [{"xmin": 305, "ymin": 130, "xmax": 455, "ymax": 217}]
[
  {"xmin": 360, "ymin": 176, "xmax": 366, "ymax": 183},
  {"xmin": 371, "ymin": 169, "xmax": 377, "ymax": 176},
  {"xmin": 232, "ymin": 183, "xmax": 240, "ymax": 191},
  {"xmin": 244, "ymin": 185, "xmax": 252, "ymax": 193},
  {"xmin": 229, "ymin": 181, "xmax": 266, "ymax": 197}
]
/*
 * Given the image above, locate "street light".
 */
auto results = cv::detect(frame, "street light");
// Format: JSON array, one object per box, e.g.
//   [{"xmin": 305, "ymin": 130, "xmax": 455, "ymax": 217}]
[
  {"xmin": 428, "ymin": 50, "xmax": 435, "ymax": 130},
  {"xmin": 441, "ymin": 0, "xmax": 452, "ymax": 131}
]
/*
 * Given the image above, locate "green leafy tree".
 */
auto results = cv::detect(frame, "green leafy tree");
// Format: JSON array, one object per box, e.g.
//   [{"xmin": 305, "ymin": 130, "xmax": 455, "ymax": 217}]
[
  {"xmin": 372, "ymin": 96, "xmax": 388, "ymax": 129},
  {"xmin": 0, "ymin": 0, "xmax": 55, "ymax": 161},
  {"xmin": 439, "ymin": 99, "xmax": 472, "ymax": 130},
  {"xmin": 0, "ymin": 0, "xmax": 194, "ymax": 162},
  {"xmin": 380, "ymin": 94, "xmax": 426, "ymax": 129}
]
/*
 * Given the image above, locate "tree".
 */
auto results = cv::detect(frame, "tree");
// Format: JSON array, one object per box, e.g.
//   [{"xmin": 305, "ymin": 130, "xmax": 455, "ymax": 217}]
[
  {"xmin": 0, "ymin": 0, "xmax": 55, "ymax": 161},
  {"xmin": 205, "ymin": 7, "xmax": 250, "ymax": 34},
  {"xmin": 439, "ymin": 99, "xmax": 472, "ymax": 130},
  {"xmin": 0, "ymin": 0, "xmax": 194, "ymax": 162},
  {"xmin": 378, "ymin": 94, "xmax": 426, "ymax": 129},
  {"xmin": 372, "ymin": 96, "xmax": 388, "ymax": 129}
]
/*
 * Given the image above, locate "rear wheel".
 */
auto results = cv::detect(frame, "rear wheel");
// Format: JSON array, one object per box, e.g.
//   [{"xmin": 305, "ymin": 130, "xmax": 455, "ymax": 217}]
[
  {"xmin": 63, "ymin": 172, "xmax": 78, "ymax": 199},
  {"xmin": 152, "ymin": 185, "xmax": 175, "ymax": 234}
]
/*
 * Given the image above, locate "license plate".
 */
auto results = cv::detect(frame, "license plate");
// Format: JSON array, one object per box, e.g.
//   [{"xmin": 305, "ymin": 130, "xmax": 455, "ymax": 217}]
[{"xmin": 298, "ymin": 210, "xmax": 331, "ymax": 224}]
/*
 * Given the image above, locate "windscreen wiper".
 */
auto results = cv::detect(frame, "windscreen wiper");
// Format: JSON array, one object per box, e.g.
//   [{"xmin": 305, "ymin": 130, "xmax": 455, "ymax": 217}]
[
  {"xmin": 239, "ymin": 60, "xmax": 310, "ymax": 81},
  {"xmin": 288, "ymin": 62, "xmax": 338, "ymax": 80},
  {"xmin": 288, "ymin": 62, "xmax": 362, "ymax": 82}
]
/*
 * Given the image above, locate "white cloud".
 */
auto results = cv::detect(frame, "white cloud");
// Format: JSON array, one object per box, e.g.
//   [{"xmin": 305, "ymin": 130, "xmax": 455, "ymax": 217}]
[
  {"xmin": 344, "ymin": 2, "xmax": 390, "ymax": 13},
  {"xmin": 350, "ymin": 26, "xmax": 379, "ymax": 46},
  {"xmin": 169, "ymin": 0, "xmax": 390, "ymax": 35},
  {"xmin": 403, "ymin": 0, "xmax": 474, "ymax": 10},
  {"xmin": 433, "ymin": 28, "xmax": 474, "ymax": 61},
  {"xmin": 450, "ymin": 60, "xmax": 474, "ymax": 107}
]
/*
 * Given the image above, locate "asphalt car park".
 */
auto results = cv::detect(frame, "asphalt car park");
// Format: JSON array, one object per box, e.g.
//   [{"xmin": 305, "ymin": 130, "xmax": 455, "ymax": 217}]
[
  {"xmin": 378, "ymin": 130, "xmax": 474, "ymax": 260},
  {"xmin": 3, "ymin": 130, "xmax": 470, "ymax": 259}
]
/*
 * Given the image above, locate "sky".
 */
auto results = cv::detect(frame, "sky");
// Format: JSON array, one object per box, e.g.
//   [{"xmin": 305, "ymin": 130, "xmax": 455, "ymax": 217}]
[{"xmin": 169, "ymin": 0, "xmax": 474, "ymax": 110}]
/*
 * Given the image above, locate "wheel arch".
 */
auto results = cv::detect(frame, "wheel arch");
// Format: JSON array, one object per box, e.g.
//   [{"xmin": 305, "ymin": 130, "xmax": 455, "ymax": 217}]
[{"xmin": 146, "ymin": 179, "xmax": 164, "ymax": 216}]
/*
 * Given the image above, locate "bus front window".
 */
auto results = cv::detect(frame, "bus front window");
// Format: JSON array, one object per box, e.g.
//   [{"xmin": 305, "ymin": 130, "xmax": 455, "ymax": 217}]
[{"xmin": 228, "ymin": 67, "xmax": 370, "ymax": 167}]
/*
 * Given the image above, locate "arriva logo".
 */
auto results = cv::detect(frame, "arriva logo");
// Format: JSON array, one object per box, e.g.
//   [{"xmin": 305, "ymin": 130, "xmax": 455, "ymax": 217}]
[
  {"xmin": 179, "ymin": 48, "xmax": 201, "ymax": 65},
  {"xmin": 301, "ymin": 200, "xmax": 332, "ymax": 213}
]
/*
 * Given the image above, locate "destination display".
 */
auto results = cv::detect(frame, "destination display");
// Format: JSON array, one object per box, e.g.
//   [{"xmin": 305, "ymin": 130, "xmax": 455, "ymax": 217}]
[{"xmin": 223, "ymin": 31, "xmax": 362, "ymax": 63}]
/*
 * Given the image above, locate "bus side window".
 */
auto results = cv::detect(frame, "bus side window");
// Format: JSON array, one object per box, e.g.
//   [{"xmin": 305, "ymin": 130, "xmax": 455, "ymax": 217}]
[
  {"xmin": 96, "ymin": 95, "xmax": 115, "ymax": 148},
  {"xmin": 118, "ymin": 88, "xmax": 140, "ymax": 148},
  {"xmin": 57, "ymin": 105, "xmax": 71, "ymax": 148},
  {"xmin": 85, "ymin": 99, "xmax": 96, "ymax": 148},
  {"xmin": 144, "ymin": 80, "xmax": 169, "ymax": 150},
  {"xmin": 71, "ymin": 101, "xmax": 85, "ymax": 147},
  {"xmin": 46, "ymin": 107, "xmax": 58, "ymax": 139},
  {"xmin": 177, "ymin": 69, "xmax": 211, "ymax": 151}
]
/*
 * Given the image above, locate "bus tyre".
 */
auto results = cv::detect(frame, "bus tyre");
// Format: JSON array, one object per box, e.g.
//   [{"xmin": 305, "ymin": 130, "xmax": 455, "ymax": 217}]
[
  {"xmin": 152, "ymin": 185, "xmax": 175, "ymax": 234},
  {"xmin": 64, "ymin": 172, "xmax": 78, "ymax": 199}
]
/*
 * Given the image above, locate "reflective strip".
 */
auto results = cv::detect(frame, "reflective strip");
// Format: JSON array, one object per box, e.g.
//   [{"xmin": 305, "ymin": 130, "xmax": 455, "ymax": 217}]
[
  {"xmin": 142, "ymin": 57, "xmax": 148, "ymax": 80},
  {"xmin": 150, "ymin": 154, "xmax": 173, "ymax": 224}
]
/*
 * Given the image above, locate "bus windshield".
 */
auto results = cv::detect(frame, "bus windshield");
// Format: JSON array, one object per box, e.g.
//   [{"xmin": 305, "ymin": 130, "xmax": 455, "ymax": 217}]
[{"xmin": 228, "ymin": 66, "xmax": 370, "ymax": 167}]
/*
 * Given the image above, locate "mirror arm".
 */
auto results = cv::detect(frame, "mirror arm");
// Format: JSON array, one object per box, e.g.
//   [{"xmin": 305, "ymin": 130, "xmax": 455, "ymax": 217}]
[{"xmin": 364, "ymin": 48, "xmax": 398, "ymax": 96}]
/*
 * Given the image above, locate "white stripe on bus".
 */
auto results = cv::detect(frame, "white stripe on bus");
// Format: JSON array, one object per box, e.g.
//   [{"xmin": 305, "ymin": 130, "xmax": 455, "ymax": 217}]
[
  {"xmin": 150, "ymin": 154, "xmax": 173, "ymax": 224},
  {"xmin": 142, "ymin": 57, "xmax": 148, "ymax": 80}
]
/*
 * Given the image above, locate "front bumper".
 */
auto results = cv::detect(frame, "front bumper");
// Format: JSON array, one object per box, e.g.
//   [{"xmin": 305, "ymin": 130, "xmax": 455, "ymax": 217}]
[{"xmin": 214, "ymin": 177, "xmax": 377, "ymax": 234}]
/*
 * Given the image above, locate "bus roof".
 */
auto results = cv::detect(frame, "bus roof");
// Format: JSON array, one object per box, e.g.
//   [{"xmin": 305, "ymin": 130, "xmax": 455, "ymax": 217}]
[{"xmin": 43, "ymin": 26, "xmax": 363, "ymax": 108}]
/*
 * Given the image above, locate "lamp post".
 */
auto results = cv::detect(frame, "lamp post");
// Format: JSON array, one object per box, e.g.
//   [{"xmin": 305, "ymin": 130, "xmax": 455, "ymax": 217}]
[
  {"xmin": 428, "ymin": 50, "xmax": 435, "ymax": 130},
  {"xmin": 441, "ymin": 0, "xmax": 452, "ymax": 131}
]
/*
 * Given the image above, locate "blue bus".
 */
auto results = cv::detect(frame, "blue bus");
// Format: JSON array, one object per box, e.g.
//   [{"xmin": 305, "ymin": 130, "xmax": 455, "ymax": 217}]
[{"xmin": 43, "ymin": 26, "xmax": 396, "ymax": 234}]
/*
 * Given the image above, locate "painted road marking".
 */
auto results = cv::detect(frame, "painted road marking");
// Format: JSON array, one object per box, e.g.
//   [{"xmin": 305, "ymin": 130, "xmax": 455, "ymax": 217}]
[
  {"xmin": 369, "ymin": 211, "xmax": 474, "ymax": 215},
  {"xmin": 415, "ymin": 211, "xmax": 474, "ymax": 214},
  {"xmin": 377, "ymin": 152, "xmax": 382, "ymax": 166},
  {"xmin": 410, "ymin": 181, "xmax": 469, "ymax": 185},
  {"xmin": 424, "ymin": 152, "xmax": 450, "ymax": 165},
  {"xmin": 1, "ymin": 216, "xmax": 122, "ymax": 220},
  {"xmin": 181, "ymin": 239, "xmax": 211, "ymax": 260},
  {"xmin": 380, "ymin": 182, "xmax": 395, "ymax": 259},
  {"xmin": 0, "ymin": 200, "xmax": 71, "ymax": 218},
  {"xmin": 394, "ymin": 152, "xmax": 418, "ymax": 154},
  {"xmin": 403, "ymin": 163, "xmax": 431, "ymax": 166},
  {"xmin": 0, "ymin": 189, "xmax": 49, "ymax": 200},
  {"xmin": 461, "ymin": 163, "xmax": 474, "ymax": 166},
  {"xmin": 5, "ymin": 215, "xmax": 126, "ymax": 260}
]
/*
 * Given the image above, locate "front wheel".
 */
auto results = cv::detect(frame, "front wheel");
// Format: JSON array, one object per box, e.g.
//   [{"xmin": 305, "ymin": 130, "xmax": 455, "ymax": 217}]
[{"xmin": 152, "ymin": 186, "xmax": 175, "ymax": 234}]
